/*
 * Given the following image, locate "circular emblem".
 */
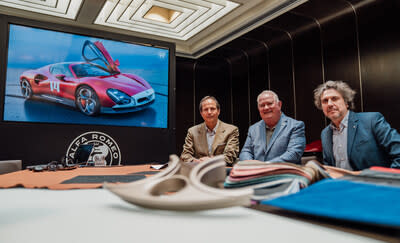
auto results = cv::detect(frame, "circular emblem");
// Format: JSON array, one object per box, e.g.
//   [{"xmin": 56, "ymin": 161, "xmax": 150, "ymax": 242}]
[{"xmin": 66, "ymin": 131, "xmax": 121, "ymax": 166}]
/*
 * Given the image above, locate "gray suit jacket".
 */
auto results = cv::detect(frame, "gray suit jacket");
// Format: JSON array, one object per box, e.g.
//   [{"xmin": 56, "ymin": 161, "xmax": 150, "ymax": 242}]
[
  {"xmin": 180, "ymin": 120, "xmax": 239, "ymax": 165},
  {"xmin": 321, "ymin": 111, "xmax": 400, "ymax": 170},
  {"xmin": 239, "ymin": 113, "xmax": 306, "ymax": 164}
]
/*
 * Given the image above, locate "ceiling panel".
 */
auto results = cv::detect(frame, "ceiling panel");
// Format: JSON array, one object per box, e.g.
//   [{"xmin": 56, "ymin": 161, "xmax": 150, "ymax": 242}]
[
  {"xmin": 0, "ymin": 0, "xmax": 307, "ymax": 58},
  {"xmin": 0, "ymin": 0, "xmax": 83, "ymax": 19},
  {"xmin": 95, "ymin": 0, "xmax": 240, "ymax": 40}
]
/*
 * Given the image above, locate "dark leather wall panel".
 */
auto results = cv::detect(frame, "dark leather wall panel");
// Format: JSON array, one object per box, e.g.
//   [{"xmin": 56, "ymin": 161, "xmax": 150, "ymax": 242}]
[
  {"xmin": 351, "ymin": 0, "xmax": 400, "ymax": 125},
  {"xmin": 175, "ymin": 0, "xmax": 400, "ymax": 156},
  {"xmin": 278, "ymin": 13, "xmax": 326, "ymax": 142},
  {"xmin": 237, "ymin": 33, "xmax": 271, "ymax": 125},
  {"xmin": 194, "ymin": 58, "xmax": 232, "ymax": 125},
  {"xmin": 216, "ymin": 45, "xmax": 249, "ymax": 146},
  {"xmin": 259, "ymin": 27, "xmax": 295, "ymax": 119},
  {"xmin": 176, "ymin": 57, "xmax": 196, "ymax": 154}
]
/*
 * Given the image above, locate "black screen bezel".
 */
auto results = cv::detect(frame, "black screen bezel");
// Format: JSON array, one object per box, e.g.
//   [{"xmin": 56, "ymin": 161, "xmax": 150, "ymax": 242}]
[{"xmin": 0, "ymin": 14, "xmax": 176, "ymax": 167}]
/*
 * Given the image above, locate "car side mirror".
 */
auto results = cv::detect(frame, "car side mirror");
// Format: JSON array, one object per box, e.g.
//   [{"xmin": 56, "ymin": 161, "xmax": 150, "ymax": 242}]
[
  {"xmin": 34, "ymin": 74, "xmax": 48, "ymax": 84},
  {"xmin": 114, "ymin": 59, "xmax": 120, "ymax": 66},
  {"xmin": 55, "ymin": 74, "xmax": 66, "ymax": 81}
]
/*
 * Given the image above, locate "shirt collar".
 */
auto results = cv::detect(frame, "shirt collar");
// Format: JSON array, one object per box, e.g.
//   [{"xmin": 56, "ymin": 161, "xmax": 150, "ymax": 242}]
[
  {"xmin": 264, "ymin": 113, "xmax": 283, "ymax": 130},
  {"xmin": 265, "ymin": 124, "xmax": 276, "ymax": 131},
  {"xmin": 330, "ymin": 111, "xmax": 349, "ymax": 132},
  {"xmin": 206, "ymin": 120, "xmax": 219, "ymax": 134}
]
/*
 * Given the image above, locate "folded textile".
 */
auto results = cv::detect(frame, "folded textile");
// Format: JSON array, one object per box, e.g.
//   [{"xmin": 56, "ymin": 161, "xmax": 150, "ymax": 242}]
[
  {"xmin": 369, "ymin": 166, "xmax": 400, "ymax": 174},
  {"xmin": 262, "ymin": 179, "xmax": 400, "ymax": 228},
  {"xmin": 225, "ymin": 174, "xmax": 309, "ymax": 188},
  {"xmin": 252, "ymin": 179, "xmax": 301, "ymax": 201},
  {"xmin": 230, "ymin": 164, "xmax": 314, "ymax": 180},
  {"xmin": 228, "ymin": 168, "xmax": 313, "ymax": 182},
  {"xmin": 340, "ymin": 166, "xmax": 400, "ymax": 187},
  {"xmin": 361, "ymin": 167, "xmax": 400, "ymax": 179},
  {"xmin": 224, "ymin": 160, "xmax": 330, "ymax": 200}
]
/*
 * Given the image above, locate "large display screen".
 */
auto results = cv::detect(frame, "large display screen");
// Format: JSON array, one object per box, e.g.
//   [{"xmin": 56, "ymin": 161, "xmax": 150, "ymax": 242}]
[{"xmin": 4, "ymin": 24, "xmax": 169, "ymax": 128}]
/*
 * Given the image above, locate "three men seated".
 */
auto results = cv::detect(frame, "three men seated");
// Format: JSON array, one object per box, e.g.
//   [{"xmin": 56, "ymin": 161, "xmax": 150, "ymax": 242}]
[{"xmin": 181, "ymin": 81, "xmax": 400, "ymax": 171}]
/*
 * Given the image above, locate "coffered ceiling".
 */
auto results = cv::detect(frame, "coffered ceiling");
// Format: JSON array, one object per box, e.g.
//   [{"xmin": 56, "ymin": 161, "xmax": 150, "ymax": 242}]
[{"xmin": 0, "ymin": 0, "xmax": 307, "ymax": 58}]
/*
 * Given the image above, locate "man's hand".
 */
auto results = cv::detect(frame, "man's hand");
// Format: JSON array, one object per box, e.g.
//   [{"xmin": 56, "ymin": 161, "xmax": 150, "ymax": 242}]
[{"xmin": 193, "ymin": 156, "xmax": 213, "ymax": 163}]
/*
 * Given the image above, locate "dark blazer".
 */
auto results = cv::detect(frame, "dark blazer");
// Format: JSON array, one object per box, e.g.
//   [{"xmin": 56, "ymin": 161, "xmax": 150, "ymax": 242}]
[
  {"xmin": 180, "ymin": 120, "xmax": 239, "ymax": 165},
  {"xmin": 321, "ymin": 111, "xmax": 400, "ymax": 170},
  {"xmin": 239, "ymin": 113, "xmax": 306, "ymax": 163}
]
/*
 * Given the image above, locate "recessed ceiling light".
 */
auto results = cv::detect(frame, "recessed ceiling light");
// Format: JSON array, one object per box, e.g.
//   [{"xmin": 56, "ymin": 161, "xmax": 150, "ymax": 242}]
[
  {"xmin": 143, "ymin": 6, "xmax": 181, "ymax": 24},
  {"xmin": 95, "ymin": 0, "xmax": 240, "ymax": 41}
]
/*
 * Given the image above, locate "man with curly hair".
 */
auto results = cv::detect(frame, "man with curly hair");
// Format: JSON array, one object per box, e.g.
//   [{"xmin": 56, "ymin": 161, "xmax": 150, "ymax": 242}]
[{"xmin": 314, "ymin": 80, "xmax": 400, "ymax": 170}]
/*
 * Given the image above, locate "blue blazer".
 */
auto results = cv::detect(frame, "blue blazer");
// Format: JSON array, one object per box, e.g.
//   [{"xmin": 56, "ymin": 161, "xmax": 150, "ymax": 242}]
[
  {"xmin": 321, "ymin": 111, "xmax": 400, "ymax": 170},
  {"xmin": 239, "ymin": 113, "xmax": 306, "ymax": 163}
]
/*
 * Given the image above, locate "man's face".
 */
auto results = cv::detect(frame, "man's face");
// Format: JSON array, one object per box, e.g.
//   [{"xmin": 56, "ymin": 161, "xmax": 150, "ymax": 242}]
[
  {"xmin": 258, "ymin": 93, "xmax": 282, "ymax": 126},
  {"xmin": 320, "ymin": 89, "xmax": 349, "ymax": 125},
  {"xmin": 200, "ymin": 99, "xmax": 220, "ymax": 125}
]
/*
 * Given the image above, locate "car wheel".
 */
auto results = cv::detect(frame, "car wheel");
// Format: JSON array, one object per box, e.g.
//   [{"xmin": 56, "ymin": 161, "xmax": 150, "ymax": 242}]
[
  {"xmin": 20, "ymin": 79, "xmax": 33, "ymax": 99},
  {"xmin": 75, "ymin": 85, "xmax": 100, "ymax": 116}
]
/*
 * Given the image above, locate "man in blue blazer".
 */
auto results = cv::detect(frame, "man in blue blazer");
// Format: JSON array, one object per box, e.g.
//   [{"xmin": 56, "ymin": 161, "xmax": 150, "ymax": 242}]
[
  {"xmin": 314, "ymin": 81, "xmax": 400, "ymax": 170},
  {"xmin": 239, "ymin": 90, "xmax": 306, "ymax": 163}
]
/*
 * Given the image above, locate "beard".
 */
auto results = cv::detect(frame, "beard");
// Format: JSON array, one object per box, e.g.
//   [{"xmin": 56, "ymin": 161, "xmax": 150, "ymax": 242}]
[{"xmin": 327, "ymin": 110, "xmax": 344, "ymax": 122}]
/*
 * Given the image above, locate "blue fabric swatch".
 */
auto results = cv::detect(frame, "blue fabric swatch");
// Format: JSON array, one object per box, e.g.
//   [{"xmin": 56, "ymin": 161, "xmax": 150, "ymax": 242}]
[{"xmin": 262, "ymin": 179, "xmax": 400, "ymax": 228}]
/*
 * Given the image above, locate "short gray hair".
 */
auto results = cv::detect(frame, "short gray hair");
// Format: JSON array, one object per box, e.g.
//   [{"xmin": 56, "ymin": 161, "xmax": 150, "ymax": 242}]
[
  {"xmin": 313, "ymin": 80, "xmax": 356, "ymax": 110},
  {"xmin": 199, "ymin": 96, "xmax": 220, "ymax": 112},
  {"xmin": 257, "ymin": 90, "xmax": 279, "ymax": 104}
]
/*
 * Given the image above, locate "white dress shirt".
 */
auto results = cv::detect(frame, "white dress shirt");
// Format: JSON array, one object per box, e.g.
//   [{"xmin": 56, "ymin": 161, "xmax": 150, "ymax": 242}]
[
  {"xmin": 331, "ymin": 111, "xmax": 353, "ymax": 170},
  {"xmin": 206, "ymin": 121, "xmax": 219, "ymax": 154}
]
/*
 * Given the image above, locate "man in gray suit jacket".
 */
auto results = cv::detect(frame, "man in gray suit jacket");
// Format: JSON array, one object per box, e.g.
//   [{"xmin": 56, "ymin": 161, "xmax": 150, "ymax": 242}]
[
  {"xmin": 314, "ymin": 80, "xmax": 400, "ymax": 170},
  {"xmin": 239, "ymin": 91, "xmax": 306, "ymax": 163},
  {"xmin": 180, "ymin": 96, "xmax": 239, "ymax": 165}
]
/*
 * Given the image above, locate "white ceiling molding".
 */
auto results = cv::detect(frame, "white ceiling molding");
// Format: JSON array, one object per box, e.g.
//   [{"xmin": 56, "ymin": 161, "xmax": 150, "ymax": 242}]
[
  {"xmin": 94, "ymin": 0, "xmax": 240, "ymax": 41},
  {"xmin": 0, "ymin": 0, "xmax": 83, "ymax": 19},
  {"xmin": 0, "ymin": 0, "xmax": 308, "ymax": 58}
]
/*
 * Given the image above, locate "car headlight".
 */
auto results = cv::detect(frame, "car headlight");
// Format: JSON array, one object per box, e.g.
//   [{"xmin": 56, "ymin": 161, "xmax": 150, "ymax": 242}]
[
  {"xmin": 107, "ymin": 89, "xmax": 132, "ymax": 105},
  {"xmin": 147, "ymin": 89, "xmax": 155, "ymax": 100}
]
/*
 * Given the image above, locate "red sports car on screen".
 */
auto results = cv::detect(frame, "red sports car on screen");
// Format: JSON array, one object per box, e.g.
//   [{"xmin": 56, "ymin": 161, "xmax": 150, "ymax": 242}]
[{"xmin": 19, "ymin": 40, "xmax": 155, "ymax": 116}]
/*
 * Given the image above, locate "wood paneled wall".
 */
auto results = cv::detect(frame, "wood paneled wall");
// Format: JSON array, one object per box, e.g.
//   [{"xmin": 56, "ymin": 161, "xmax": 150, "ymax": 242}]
[{"xmin": 175, "ymin": 0, "xmax": 400, "ymax": 155}]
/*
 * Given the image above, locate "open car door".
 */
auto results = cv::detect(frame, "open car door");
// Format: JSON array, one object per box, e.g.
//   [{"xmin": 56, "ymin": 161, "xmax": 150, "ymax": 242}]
[{"xmin": 82, "ymin": 40, "xmax": 121, "ymax": 74}]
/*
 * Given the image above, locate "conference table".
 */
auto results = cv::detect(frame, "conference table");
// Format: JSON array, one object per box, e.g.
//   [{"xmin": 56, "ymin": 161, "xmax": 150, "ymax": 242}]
[{"xmin": 0, "ymin": 165, "xmax": 397, "ymax": 242}]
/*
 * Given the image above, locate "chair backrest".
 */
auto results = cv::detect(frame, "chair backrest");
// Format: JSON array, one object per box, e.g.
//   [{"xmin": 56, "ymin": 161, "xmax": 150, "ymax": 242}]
[{"xmin": 0, "ymin": 160, "xmax": 22, "ymax": 175}]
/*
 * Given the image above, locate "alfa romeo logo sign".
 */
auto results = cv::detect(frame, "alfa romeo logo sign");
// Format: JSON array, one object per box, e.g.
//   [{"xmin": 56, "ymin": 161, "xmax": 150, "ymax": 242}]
[{"xmin": 66, "ymin": 131, "xmax": 121, "ymax": 166}]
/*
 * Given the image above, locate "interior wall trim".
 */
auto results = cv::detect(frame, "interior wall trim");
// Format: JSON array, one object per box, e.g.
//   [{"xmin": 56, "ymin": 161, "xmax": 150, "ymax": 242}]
[
  {"xmin": 287, "ymin": 31, "xmax": 297, "ymax": 119},
  {"xmin": 224, "ymin": 56, "xmax": 234, "ymax": 123},
  {"xmin": 264, "ymin": 25, "xmax": 297, "ymax": 119},
  {"xmin": 344, "ymin": 0, "xmax": 364, "ymax": 112},
  {"xmin": 239, "ymin": 48, "xmax": 250, "ymax": 125},
  {"xmin": 290, "ymin": 11, "xmax": 326, "ymax": 84},
  {"xmin": 218, "ymin": 47, "xmax": 249, "ymax": 124},
  {"xmin": 193, "ymin": 61, "xmax": 198, "ymax": 126},
  {"xmin": 242, "ymin": 42, "xmax": 253, "ymax": 126},
  {"xmin": 291, "ymin": 10, "xmax": 328, "ymax": 127},
  {"xmin": 194, "ymin": 55, "xmax": 233, "ymax": 123},
  {"xmin": 241, "ymin": 37, "xmax": 271, "ymax": 89}
]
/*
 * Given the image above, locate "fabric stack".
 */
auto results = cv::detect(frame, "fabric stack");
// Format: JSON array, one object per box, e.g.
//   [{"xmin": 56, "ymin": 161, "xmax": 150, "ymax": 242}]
[
  {"xmin": 340, "ymin": 166, "xmax": 400, "ymax": 186},
  {"xmin": 224, "ymin": 160, "xmax": 330, "ymax": 201}
]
